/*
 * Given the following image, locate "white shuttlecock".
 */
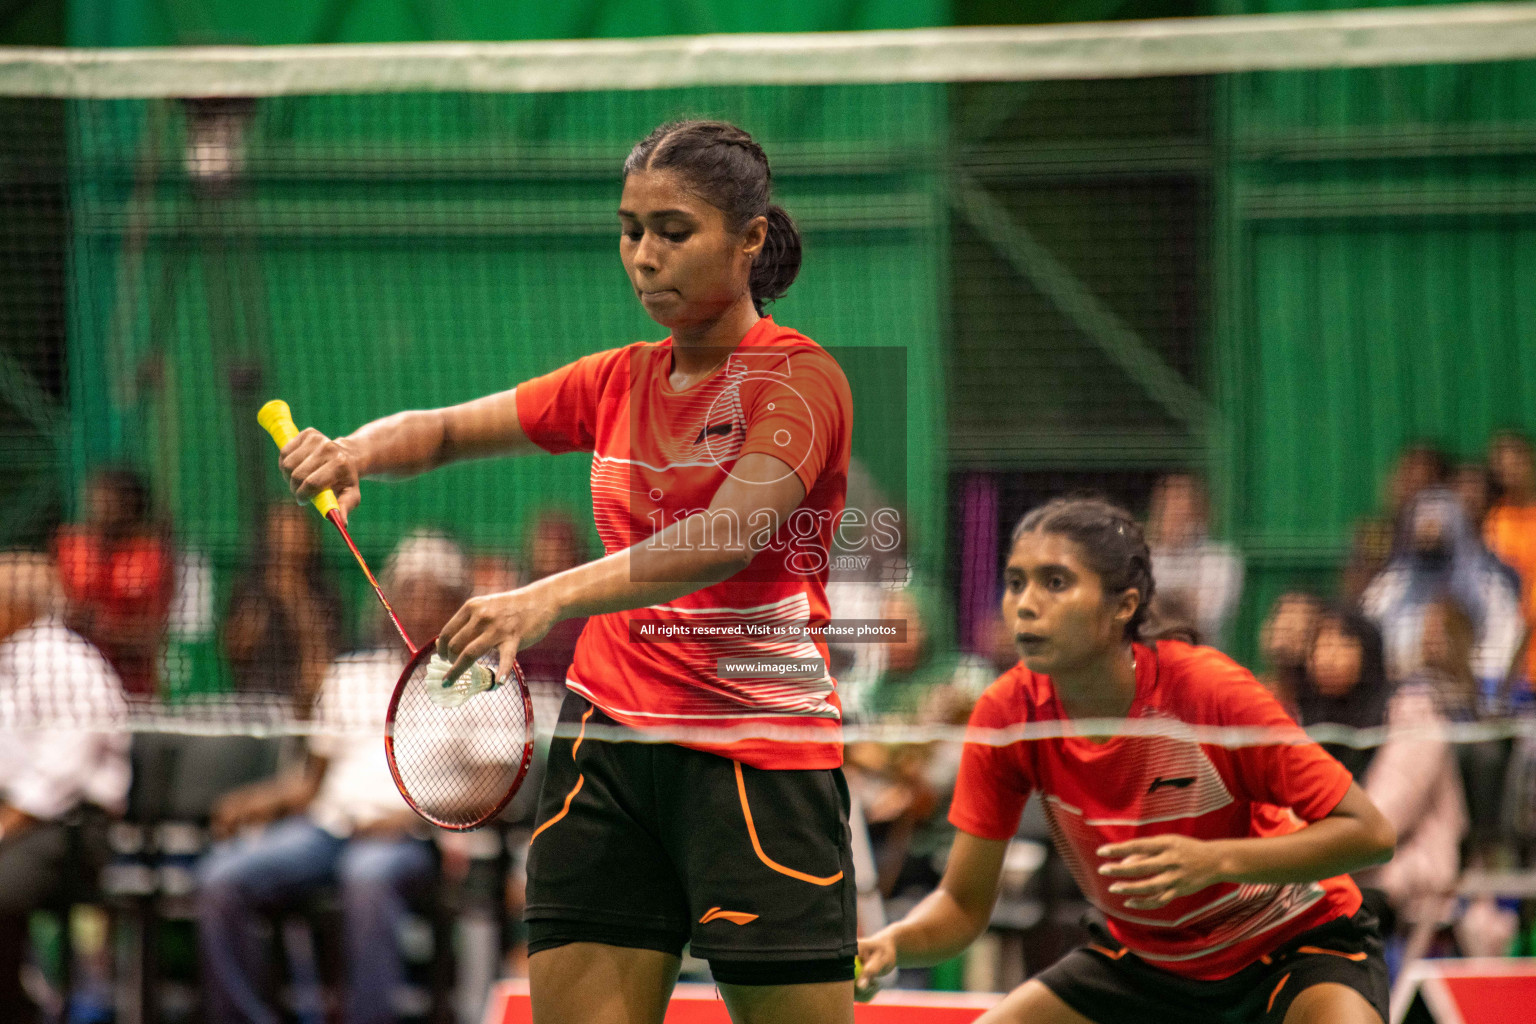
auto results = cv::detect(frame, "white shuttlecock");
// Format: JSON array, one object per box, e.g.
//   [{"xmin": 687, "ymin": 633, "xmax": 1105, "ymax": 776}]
[{"xmin": 423, "ymin": 654, "xmax": 496, "ymax": 709}]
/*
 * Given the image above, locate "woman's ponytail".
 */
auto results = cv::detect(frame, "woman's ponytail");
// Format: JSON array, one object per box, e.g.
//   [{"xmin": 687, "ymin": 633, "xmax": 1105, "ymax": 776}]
[{"xmin": 751, "ymin": 204, "xmax": 802, "ymax": 313}]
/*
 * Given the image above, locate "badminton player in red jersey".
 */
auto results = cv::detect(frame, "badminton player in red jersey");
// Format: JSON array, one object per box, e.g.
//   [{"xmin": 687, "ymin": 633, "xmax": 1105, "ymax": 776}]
[
  {"xmin": 857, "ymin": 498, "xmax": 1398, "ymax": 1024},
  {"xmin": 275, "ymin": 120, "xmax": 860, "ymax": 1024}
]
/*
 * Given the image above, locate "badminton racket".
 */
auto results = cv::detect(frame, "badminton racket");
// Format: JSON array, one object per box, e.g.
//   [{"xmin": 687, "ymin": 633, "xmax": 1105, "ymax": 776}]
[{"xmin": 258, "ymin": 399, "xmax": 534, "ymax": 830}]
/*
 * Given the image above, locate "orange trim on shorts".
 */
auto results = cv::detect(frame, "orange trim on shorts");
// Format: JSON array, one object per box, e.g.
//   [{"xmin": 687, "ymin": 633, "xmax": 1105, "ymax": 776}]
[
  {"xmin": 732, "ymin": 760, "xmax": 843, "ymax": 886},
  {"xmin": 531, "ymin": 774, "xmax": 584, "ymax": 841},
  {"xmin": 530, "ymin": 707, "xmax": 595, "ymax": 842},
  {"xmin": 1267, "ymin": 972, "xmax": 1291, "ymax": 1014},
  {"xmin": 1295, "ymin": 946, "xmax": 1368, "ymax": 961}
]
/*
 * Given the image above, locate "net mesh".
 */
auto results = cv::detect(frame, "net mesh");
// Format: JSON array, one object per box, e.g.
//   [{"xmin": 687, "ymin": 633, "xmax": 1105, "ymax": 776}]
[{"xmin": 0, "ymin": 9, "xmax": 1535, "ymax": 861}]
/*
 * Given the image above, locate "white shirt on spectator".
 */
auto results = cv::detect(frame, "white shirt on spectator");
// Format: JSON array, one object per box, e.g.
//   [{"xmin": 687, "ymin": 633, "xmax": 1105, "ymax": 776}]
[
  {"xmin": 0, "ymin": 615, "xmax": 130, "ymax": 819},
  {"xmin": 1362, "ymin": 566, "xmax": 1523, "ymax": 688},
  {"xmin": 824, "ymin": 579, "xmax": 888, "ymax": 716},
  {"xmin": 308, "ymin": 649, "xmax": 413, "ymax": 837},
  {"xmin": 1149, "ymin": 540, "xmax": 1244, "ymax": 649}
]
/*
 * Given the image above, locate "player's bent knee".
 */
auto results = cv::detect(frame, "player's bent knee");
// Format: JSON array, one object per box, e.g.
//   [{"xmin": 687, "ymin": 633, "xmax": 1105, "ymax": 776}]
[
  {"xmin": 1282, "ymin": 982, "xmax": 1384, "ymax": 1024},
  {"xmin": 975, "ymin": 980, "xmax": 1098, "ymax": 1024}
]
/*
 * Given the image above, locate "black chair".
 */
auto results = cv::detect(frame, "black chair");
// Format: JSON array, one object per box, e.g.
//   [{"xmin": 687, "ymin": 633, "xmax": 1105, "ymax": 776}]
[
  {"xmin": 104, "ymin": 732, "xmax": 284, "ymax": 1024},
  {"xmin": 1459, "ymin": 736, "xmax": 1516, "ymax": 853},
  {"xmin": 25, "ymin": 807, "xmax": 116, "ymax": 1023},
  {"xmin": 100, "ymin": 732, "xmax": 182, "ymax": 1024}
]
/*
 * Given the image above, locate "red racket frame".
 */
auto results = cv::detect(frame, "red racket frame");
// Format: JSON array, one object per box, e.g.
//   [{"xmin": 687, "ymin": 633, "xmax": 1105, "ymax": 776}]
[{"xmin": 384, "ymin": 636, "xmax": 536, "ymax": 832}]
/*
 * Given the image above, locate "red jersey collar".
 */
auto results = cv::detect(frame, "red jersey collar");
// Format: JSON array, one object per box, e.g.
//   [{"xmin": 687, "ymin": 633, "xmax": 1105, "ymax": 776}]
[{"xmin": 657, "ymin": 315, "xmax": 780, "ymax": 396}]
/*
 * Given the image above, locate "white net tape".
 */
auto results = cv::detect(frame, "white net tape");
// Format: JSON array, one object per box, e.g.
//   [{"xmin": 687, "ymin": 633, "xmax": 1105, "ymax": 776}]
[
  {"xmin": 19, "ymin": 699, "xmax": 1536, "ymax": 750},
  {"xmin": 3, "ymin": 4, "xmax": 1536, "ymax": 97}
]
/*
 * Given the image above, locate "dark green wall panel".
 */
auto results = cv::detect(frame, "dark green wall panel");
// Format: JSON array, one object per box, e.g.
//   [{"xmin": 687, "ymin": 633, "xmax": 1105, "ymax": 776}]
[{"xmin": 1215, "ymin": 4, "xmax": 1536, "ymax": 661}]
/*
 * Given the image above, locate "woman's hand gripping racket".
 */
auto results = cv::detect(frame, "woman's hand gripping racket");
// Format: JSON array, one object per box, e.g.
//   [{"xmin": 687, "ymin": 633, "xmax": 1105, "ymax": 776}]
[{"xmin": 258, "ymin": 400, "xmax": 533, "ymax": 831}]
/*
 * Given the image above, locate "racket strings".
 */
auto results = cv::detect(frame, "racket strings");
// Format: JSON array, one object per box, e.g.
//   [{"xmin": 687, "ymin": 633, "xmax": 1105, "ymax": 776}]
[{"xmin": 389, "ymin": 652, "xmax": 532, "ymax": 830}]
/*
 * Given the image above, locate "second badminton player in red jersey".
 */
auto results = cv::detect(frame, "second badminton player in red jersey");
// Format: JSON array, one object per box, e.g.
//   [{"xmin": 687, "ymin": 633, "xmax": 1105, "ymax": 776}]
[
  {"xmin": 277, "ymin": 120, "xmax": 860, "ymax": 1024},
  {"xmin": 858, "ymin": 498, "xmax": 1398, "ymax": 1024}
]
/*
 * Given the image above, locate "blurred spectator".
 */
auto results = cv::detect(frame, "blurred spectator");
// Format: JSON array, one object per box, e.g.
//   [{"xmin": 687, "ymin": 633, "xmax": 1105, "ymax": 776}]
[
  {"xmin": 197, "ymin": 531, "xmax": 471, "ymax": 1024},
  {"xmin": 0, "ymin": 552, "xmax": 129, "ymax": 1022},
  {"xmin": 825, "ymin": 470, "xmax": 918, "ymax": 715},
  {"xmin": 223, "ymin": 502, "xmax": 344, "ymax": 708},
  {"xmin": 883, "ymin": 588, "xmax": 928, "ymax": 676},
  {"xmin": 1342, "ymin": 443, "xmax": 1450, "ymax": 603},
  {"xmin": 1391, "ymin": 444, "xmax": 1453, "ymax": 523},
  {"xmin": 1485, "ymin": 430, "xmax": 1536, "ymax": 695},
  {"xmin": 1419, "ymin": 598, "xmax": 1512, "ymax": 862},
  {"xmin": 1315, "ymin": 608, "xmax": 1467, "ymax": 933},
  {"xmin": 1258, "ymin": 590, "xmax": 1321, "ymax": 715},
  {"xmin": 844, "ymin": 738, "xmax": 937, "ymax": 897},
  {"xmin": 1294, "ymin": 608, "xmax": 1390, "ymax": 781},
  {"xmin": 503, "ymin": 512, "xmax": 588, "ymax": 837},
  {"xmin": 1453, "ymin": 460, "xmax": 1495, "ymax": 534},
  {"xmin": 475, "ymin": 515, "xmax": 589, "ymax": 976},
  {"xmin": 513, "ymin": 511, "xmax": 588, "ymax": 693},
  {"xmin": 470, "ymin": 551, "xmax": 521, "ymax": 598},
  {"xmin": 1142, "ymin": 591, "xmax": 1202, "ymax": 646},
  {"xmin": 1362, "ymin": 488, "xmax": 1522, "ymax": 696},
  {"xmin": 824, "ymin": 520, "xmax": 893, "ymax": 715},
  {"xmin": 900, "ymin": 684, "xmax": 975, "ymax": 897},
  {"xmin": 863, "ymin": 584, "xmax": 957, "ymax": 718},
  {"xmin": 1419, "ymin": 598, "xmax": 1481, "ymax": 720},
  {"xmin": 839, "ymin": 577, "xmax": 964, "ymax": 902},
  {"xmin": 845, "ymin": 682, "xmax": 973, "ymax": 898},
  {"xmin": 52, "ymin": 468, "xmax": 174, "ymax": 696},
  {"xmin": 824, "ymin": 572, "xmax": 886, "ymax": 715},
  {"xmin": 1144, "ymin": 472, "xmax": 1244, "ymax": 650}
]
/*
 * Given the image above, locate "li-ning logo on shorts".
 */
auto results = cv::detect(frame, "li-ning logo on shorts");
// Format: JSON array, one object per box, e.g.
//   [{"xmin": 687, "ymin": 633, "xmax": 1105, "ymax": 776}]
[
  {"xmin": 699, "ymin": 906, "xmax": 759, "ymax": 926},
  {"xmin": 1146, "ymin": 776, "xmax": 1197, "ymax": 795}
]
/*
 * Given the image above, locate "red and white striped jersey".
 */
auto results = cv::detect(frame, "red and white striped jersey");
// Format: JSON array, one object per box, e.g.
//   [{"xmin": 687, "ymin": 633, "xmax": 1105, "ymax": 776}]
[
  {"xmin": 949, "ymin": 641, "xmax": 1363, "ymax": 980},
  {"xmin": 515, "ymin": 316, "xmax": 852, "ymax": 769}
]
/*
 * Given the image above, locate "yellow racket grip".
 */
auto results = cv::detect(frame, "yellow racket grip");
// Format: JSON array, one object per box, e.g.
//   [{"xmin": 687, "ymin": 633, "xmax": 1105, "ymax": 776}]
[{"xmin": 257, "ymin": 400, "xmax": 340, "ymax": 519}]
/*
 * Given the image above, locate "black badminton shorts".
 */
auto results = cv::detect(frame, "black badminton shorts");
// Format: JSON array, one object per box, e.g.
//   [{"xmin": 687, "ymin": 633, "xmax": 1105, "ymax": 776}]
[
  {"xmin": 524, "ymin": 691, "xmax": 858, "ymax": 986},
  {"xmin": 1036, "ymin": 908, "xmax": 1389, "ymax": 1023}
]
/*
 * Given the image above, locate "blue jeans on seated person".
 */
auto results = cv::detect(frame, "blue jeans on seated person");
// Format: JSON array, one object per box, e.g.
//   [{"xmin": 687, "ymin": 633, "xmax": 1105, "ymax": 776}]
[{"xmin": 197, "ymin": 816, "xmax": 435, "ymax": 1024}]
